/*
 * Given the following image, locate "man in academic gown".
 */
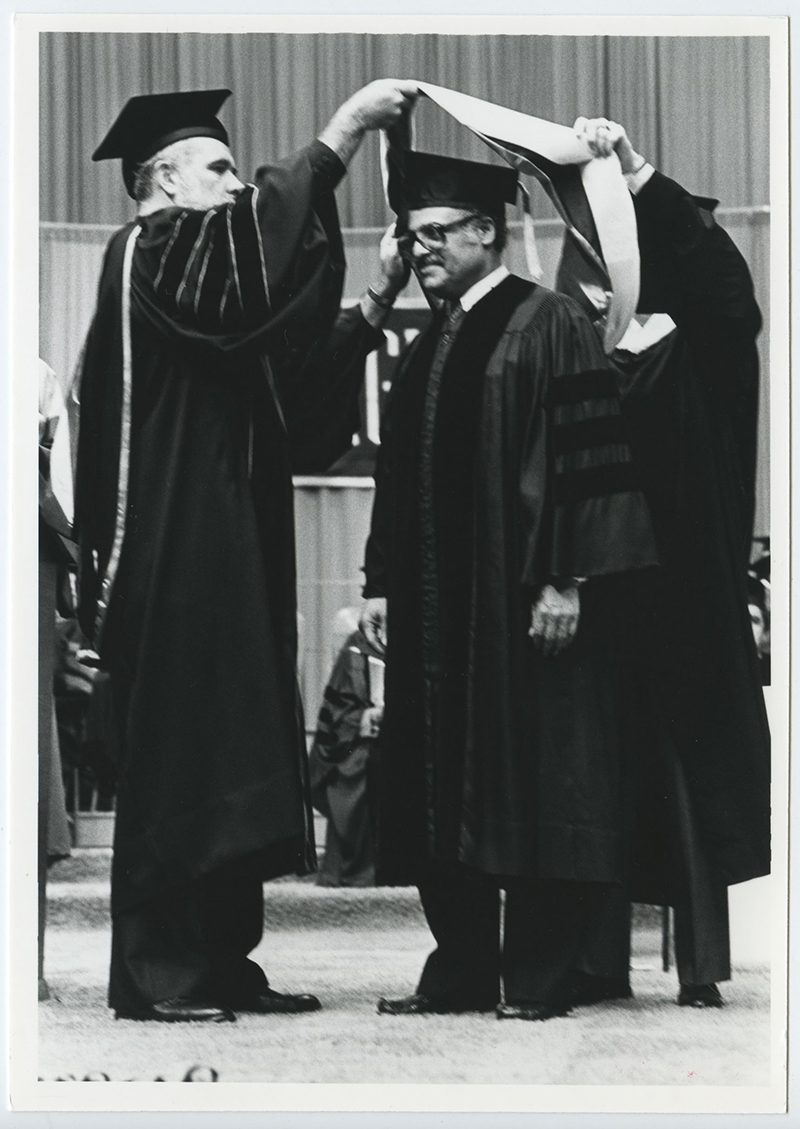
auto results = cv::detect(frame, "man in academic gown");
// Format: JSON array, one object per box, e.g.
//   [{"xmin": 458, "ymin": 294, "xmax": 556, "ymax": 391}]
[
  {"xmin": 360, "ymin": 151, "xmax": 658, "ymax": 1020},
  {"xmin": 75, "ymin": 82, "xmax": 416, "ymax": 1022},
  {"xmin": 39, "ymin": 359, "xmax": 75, "ymax": 1000},
  {"xmin": 556, "ymin": 118, "xmax": 770, "ymax": 1009},
  {"xmin": 308, "ymin": 624, "xmax": 384, "ymax": 887}
]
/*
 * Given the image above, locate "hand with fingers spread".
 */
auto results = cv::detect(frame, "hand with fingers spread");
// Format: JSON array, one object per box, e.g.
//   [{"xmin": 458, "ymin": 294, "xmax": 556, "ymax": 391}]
[
  {"xmin": 573, "ymin": 116, "xmax": 646, "ymax": 177},
  {"xmin": 529, "ymin": 582, "xmax": 581, "ymax": 657}
]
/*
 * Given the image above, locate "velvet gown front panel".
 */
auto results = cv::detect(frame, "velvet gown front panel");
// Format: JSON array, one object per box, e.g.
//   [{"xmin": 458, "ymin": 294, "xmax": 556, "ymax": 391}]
[{"xmin": 365, "ymin": 277, "xmax": 657, "ymax": 886}]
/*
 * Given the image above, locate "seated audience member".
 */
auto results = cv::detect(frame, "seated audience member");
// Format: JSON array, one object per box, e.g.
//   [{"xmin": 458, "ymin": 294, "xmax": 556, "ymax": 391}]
[
  {"xmin": 39, "ymin": 357, "xmax": 75, "ymax": 999},
  {"xmin": 747, "ymin": 554, "xmax": 770, "ymax": 686},
  {"xmin": 309, "ymin": 616, "xmax": 385, "ymax": 887}
]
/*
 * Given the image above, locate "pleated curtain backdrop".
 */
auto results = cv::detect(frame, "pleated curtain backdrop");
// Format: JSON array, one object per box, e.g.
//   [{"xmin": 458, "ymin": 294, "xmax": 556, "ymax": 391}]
[
  {"xmin": 40, "ymin": 33, "xmax": 770, "ymax": 227},
  {"xmin": 37, "ymin": 30, "xmax": 773, "ymax": 730}
]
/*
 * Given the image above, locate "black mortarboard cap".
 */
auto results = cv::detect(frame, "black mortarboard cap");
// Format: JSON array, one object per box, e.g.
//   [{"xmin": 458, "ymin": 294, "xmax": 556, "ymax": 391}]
[
  {"xmin": 92, "ymin": 89, "xmax": 232, "ymax": 198},
  {"xmin": 387, "ymin": 149, "xmax": 518, "ymax": 215}
]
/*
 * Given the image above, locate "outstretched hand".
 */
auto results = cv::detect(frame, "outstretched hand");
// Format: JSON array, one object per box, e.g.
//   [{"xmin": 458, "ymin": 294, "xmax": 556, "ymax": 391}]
[
  {"xmin": 320, "ymin": 81, "xmax": 418, "ymax": 169},
  {"xmin": 573, "ymin": 116, "xmax": 644, "ymax": 176},
  {"xmin": 346, "ymin": 80, "xmax": 419, "ymax": 132}
]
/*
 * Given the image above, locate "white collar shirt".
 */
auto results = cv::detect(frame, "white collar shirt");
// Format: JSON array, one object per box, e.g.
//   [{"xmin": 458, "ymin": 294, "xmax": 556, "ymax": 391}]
[{"xmin": 456, "ymin": 264, "xmax": 510, "ymax": 314}]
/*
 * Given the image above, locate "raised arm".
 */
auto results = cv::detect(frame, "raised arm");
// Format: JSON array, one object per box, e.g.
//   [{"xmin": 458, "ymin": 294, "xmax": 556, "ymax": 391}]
[
  {"xmin": 139, "ymin": 82, "xmax": 418, "ymax": 344},
  {"xmin": 280, "ymin": 224, "xmax": 411, "ymax": 473},
  {"xmin": 574, "ymin": 116, "xmax": 761, "ymax": 339},
  {"xmin": 318, "ymin": 80, "xmax": 419, "ymax": 169}
]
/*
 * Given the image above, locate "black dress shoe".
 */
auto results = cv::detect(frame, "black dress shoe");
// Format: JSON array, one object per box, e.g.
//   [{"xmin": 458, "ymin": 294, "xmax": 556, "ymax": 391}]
[
  {"xmin": 678, "ymin": 983, "xmax": 724, "ymax": 1009},
  {"xmin": 496, "ymin": 1001, "xmax": 572, "ymax": 1021},
  {"xmin": 377, "ymin": 992, "xmax": 495, "ymax": 1015},
  {"xmin": 114, "ymin": 997, "xmax": 236, "ymax": 1023},
  {"xmin": 228, "ymin": 987, "xmax": 321, "ymax": 1014},
  {"xmin": 569, "ymin": 972, "xmax": 633, "ymax": 1007}
]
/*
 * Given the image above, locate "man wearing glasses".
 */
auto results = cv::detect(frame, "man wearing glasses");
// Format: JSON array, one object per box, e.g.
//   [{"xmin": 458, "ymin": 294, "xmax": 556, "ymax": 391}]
[{"xmin": 360, "ymin": 151, "xmax": 656, "ymax": 1020}]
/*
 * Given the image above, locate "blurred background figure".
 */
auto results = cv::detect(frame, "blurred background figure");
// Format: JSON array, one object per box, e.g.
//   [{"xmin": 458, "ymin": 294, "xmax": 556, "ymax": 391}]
[
  {"xmin": 53, "ymin": 612, "xmax": 114, "ymax": 814},
  {"xmin": 748, "ymin": 540, "xmax": 770, "ymax": 685},
  {"xmin": 309, "ymin": 608, "xmax": 384, "ymax": 887},
  {"xmin": 38, "ymin": 357, "xmax": 75, "ymax": 1000}
]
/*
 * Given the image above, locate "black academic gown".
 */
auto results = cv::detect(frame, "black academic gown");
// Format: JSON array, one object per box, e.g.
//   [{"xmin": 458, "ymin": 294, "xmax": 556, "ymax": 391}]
[
  {"xmin": 75, "ymin": 141, "xmax": 383, "ymax": 917},
  {"xmin": 364, "ymin": 275, "xmax": 658, "ymax": 888},
  {"xmin": 610, "ymin": 171, "xmax": 770, "ymax": 903}
]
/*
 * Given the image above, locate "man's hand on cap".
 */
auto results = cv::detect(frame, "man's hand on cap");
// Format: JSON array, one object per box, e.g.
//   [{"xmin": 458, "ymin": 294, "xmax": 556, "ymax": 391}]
[
  {"xmin": 573, "ymin": 116, "xmax": 644, "ymax": 177},
  {"xmin": 379, "ymin": 223, "xmax": 411, "ymax": 294}
]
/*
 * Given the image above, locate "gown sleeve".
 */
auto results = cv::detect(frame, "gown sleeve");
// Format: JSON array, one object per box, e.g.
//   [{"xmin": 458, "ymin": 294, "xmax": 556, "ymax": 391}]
[
  {"xmin": 633, "ymin": 171, "xmax": 762, "ymax": 382},
  {"xmin": 635, "ymin": 172, "xmax": 760, "ymax": 316},
  {"xmin": 361, "ymin": 403, "xmax": 392, "ymax": 599},
  {"xmin": 278, "ymin": 304, "xmax": 386, "ymax": 475},
  {"xmin": 630, "ymin": 170, "xmax": 762, "ymax": 546},
  {"xmin": 518, "ymin": 293, "xmax": 658, "ymax": 584},
  {"xmin": 131, "ymin": 141, "xmax": 347, "ymax": 351}
]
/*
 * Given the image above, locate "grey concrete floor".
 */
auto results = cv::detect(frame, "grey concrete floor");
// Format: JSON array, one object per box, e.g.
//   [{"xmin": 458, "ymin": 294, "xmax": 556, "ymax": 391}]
[{"xmin": 38, "ymin": 852, "xmax": 773, "ymax": 1087}]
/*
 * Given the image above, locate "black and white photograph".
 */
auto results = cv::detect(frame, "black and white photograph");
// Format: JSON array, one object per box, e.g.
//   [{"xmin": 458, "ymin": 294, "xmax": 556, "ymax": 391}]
[{"xmin": 9, "ymin": 13, "xmax": 789, "ymax": 1115}]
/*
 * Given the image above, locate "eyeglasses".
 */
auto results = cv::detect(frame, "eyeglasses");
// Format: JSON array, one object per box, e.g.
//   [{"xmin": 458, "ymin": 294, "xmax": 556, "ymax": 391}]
[{"xmin": 397, "ymin": 214, "xmax": 481, "ymax": 259}]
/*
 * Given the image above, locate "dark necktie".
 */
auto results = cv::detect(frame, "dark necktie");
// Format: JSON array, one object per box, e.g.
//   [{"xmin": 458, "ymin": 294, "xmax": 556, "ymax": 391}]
[{"xmin": 441, "ymin": 301, "xmax": 465, "ymax": 346}]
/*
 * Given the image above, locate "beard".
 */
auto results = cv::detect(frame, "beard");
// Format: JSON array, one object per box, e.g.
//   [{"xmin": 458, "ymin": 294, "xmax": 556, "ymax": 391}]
[{"xmin": 172, "ymin": 173, "xmax": 234, "ymax": 211}]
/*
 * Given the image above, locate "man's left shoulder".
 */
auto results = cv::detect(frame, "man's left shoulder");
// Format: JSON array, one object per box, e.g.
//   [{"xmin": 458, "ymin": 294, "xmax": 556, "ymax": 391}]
[{"xmin": 506, "ymin": 279, "xmax": 599, "ymax": 338}]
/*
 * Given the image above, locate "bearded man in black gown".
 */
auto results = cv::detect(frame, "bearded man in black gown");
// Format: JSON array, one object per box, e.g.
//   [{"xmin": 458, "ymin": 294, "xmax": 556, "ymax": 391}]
[{"xmin": 75, "ymin": 80, "xmax": 416, "ymax": 1023}]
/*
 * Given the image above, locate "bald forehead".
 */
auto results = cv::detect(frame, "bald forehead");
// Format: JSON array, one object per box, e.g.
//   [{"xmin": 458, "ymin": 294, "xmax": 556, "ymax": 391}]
[{"xmin": 158, "ymin": 135, "xmax": 237, "ymax": 170}]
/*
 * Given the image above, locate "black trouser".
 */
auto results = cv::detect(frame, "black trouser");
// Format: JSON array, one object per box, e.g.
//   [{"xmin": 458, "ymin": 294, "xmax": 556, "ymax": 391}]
[
  {"xmin": 108, "ymin": 854, "xmax": 269, "ymax": 1012},
  {"xmin": 416, "ymin": 860, "xmax": 613, "ymax": 1007},
  {"xmin": 669, "ymin": 742, "xmax": 731, "ymax": 985},
  {"xmin": 580, "ymin": 750, "xmax": 731, "ymax": 988}
]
